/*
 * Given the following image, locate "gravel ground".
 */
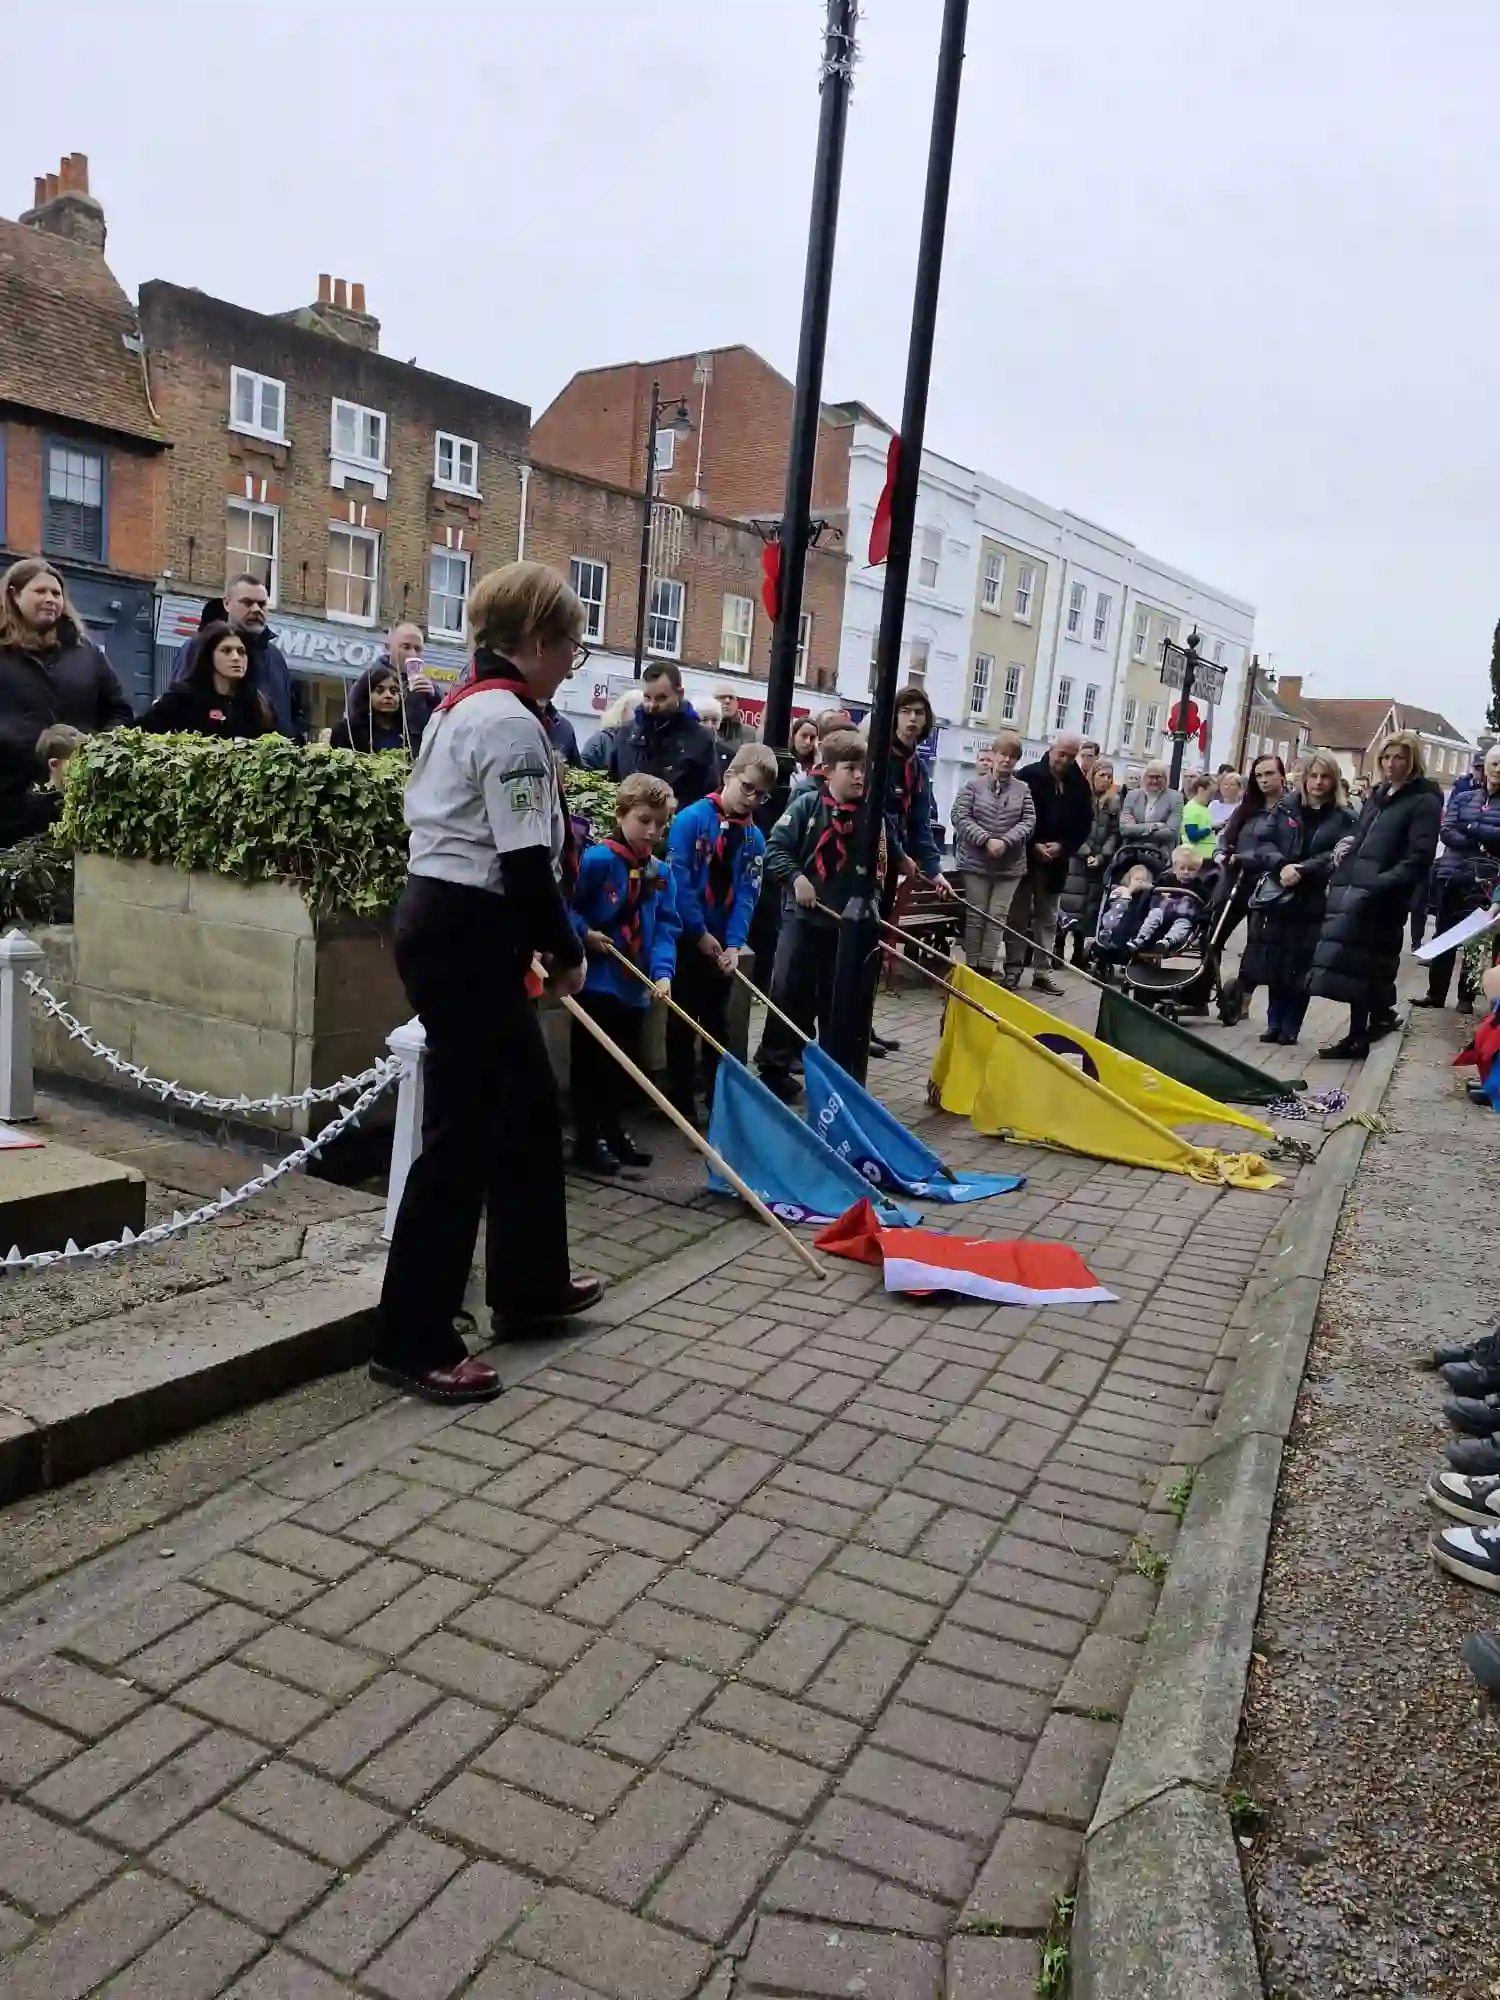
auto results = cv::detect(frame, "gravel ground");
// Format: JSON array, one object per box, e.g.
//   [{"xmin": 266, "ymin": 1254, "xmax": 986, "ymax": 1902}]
[{"xmin": 1238, "ymin": 1013, "xmax": 1500, "ymax": 2000}]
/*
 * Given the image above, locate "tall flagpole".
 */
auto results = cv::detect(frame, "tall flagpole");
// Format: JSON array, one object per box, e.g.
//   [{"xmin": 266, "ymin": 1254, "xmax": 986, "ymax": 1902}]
[{"xmin": 824, "ymin": 0, "xmax": 969, "ymax": 1078}]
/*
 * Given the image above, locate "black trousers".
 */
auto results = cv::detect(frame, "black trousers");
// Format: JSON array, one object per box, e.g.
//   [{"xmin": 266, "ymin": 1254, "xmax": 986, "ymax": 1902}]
[
  {"xmin": 1426, "ymin": 881, "xmax": 1482, "ymax": 1005},
  {"xmin": 666, "ymin": 945, "xmax": 733, "ymax": 1109},
  {"xmin": 756, "ymin": 908, "xmax": 835, "ymax": 1076},
  {"xmin": 377, "ymin": 878, "xmax": 572, "ymax": 1374},
  {"xmin": 571, "ymin": 991, "xmax": 645, "ymax": 1147}
]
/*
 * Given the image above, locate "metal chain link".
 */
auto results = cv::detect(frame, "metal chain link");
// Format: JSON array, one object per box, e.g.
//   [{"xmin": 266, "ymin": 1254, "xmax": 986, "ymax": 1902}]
[
  {"xmin": 22, "ymin": 971, "xmax": 400, "ymax": 1114},
  {"xmin": 1, "ymin": 1064, "xmax": 398, "ymax": 1273}
]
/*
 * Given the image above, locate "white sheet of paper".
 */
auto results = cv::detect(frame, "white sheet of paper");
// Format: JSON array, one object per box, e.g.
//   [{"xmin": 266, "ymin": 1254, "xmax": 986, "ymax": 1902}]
[{"xmin": 1417, "ymin": 905, "xmax": 1500, "ymax": 962}]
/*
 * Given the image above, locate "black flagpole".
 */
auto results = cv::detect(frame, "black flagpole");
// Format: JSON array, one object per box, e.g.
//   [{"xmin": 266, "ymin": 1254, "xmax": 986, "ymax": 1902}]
[{"xmin": 824, "ymin": 0, "xmax": 969, "ymax": 1078}]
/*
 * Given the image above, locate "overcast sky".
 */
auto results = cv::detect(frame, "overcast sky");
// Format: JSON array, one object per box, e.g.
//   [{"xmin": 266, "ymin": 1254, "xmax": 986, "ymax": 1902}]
[{"xmin": 12, "ymin": 1, "xmax": 1495, "ymax": 728}]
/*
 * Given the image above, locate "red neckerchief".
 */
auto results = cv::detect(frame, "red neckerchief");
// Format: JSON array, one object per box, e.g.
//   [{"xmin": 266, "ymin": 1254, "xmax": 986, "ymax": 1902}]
[
  {"xmin": 601, "ymin": 838, "xmax": 660, "ymax": 959},
  {"xmin": 808, "ymin": 785, "xmax": 858, "ymax": 885},
  {"xmin": 890, "ymin": 748, "xmax": 919, "ymax": 817},
  {"xmin": 704, "ymin": 791, "xmax": 751, "ymax": 917},
  {"xmin": 438, "ymin": 661, "xmax": 579, "ymax": 892}
]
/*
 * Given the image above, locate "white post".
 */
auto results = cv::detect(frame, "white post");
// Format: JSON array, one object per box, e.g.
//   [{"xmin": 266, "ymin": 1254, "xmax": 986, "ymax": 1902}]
[
  {"xmin": 383, "ymin": 1017, "xmax": 426, "ymax": 1241},
  {"xmin": 0, "ymin": 930, "xmax": 44, "ymax": 1124}
]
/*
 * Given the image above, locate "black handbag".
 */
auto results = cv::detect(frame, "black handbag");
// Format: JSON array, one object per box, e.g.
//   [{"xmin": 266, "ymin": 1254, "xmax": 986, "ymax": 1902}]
[{"xmin": 1249, "ymin": 872, "xmax": 1293, "ymax": 911}]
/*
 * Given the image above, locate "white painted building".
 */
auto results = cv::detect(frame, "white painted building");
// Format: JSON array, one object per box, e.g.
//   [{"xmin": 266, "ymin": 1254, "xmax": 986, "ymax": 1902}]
[{"xmin": 832, "ymin": 419, "xmax": 1256, "ymax": 832}]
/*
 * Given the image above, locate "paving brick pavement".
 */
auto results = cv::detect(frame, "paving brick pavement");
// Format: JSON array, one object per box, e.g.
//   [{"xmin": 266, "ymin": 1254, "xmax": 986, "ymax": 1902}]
[{"xmin": 0, "ymin": 978, "xmax": 1367, "ymax": 1998}]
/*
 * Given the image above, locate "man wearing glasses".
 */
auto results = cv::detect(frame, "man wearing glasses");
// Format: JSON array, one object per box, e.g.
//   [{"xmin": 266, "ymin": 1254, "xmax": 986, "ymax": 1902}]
[{"xmin": 664, "ymin": 742, "xmax": 778, "ymax": 1125}]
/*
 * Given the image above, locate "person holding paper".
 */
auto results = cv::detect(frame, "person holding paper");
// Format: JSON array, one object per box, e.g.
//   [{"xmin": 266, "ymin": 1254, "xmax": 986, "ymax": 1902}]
[{"xmin": 1413, "ymin": 746, "xmax": 1500, "ymax": 1013}]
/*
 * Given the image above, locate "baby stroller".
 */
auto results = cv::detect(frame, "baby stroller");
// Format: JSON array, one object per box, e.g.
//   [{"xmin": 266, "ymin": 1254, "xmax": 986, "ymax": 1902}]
[{"xmin": 1080, "ymin": 840, "xmax": 1225, "ymax": 1017}]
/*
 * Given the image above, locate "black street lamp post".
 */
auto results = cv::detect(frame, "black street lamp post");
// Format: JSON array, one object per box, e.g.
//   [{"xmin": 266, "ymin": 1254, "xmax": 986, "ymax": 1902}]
[
  {"xmin": 1161, "ymin": 629, "xmax": 1227, "ymax": 789},
  {"xmin": 823, "ymin": 0, "xmax": 969, "ymax": 1079},
  {"xmin": 631, "ymin": 381, "xmax": 694, "ymax": 680}
]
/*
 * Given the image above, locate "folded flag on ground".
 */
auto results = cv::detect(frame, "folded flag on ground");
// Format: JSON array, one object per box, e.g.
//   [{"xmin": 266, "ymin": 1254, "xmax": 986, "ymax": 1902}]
[
  {"xmin": 931, "ymin": 965, "xmax": 1279, "ymax": 1189},
  {"xmin": 705, "ymin": 1054, "xmax": 920, "ymax": 1227},
  {"xmin": 814, "ymin": 1197, "xmax": 1117, "ymax": 1305},
  {"xmin": 1093, "ymin": 984, "xmax": 1301, "ymax": 1106},
  {"xmin": 800, "ymin": 1042, "xmax": 1023, "ymax": 1204}
]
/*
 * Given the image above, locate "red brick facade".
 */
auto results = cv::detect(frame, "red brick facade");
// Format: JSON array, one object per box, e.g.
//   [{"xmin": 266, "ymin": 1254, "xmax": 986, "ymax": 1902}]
[
  {"xmin": 532, "ymin": 346, "xmax": 852, "ymax": 529},
  {"xmin": 526, "ymin": 462, "xmax": 845, "ymax": 691},
  {"xmin": 139, "ymin": 280, "xmax": 530, "ymax": 645},
  {"xmin": 2, "ymin": 420, "xmax": 160, "ymax": 581}
]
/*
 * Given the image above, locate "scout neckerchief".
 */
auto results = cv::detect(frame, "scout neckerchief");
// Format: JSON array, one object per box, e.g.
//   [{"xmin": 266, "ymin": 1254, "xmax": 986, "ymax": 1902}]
[
  {"xmin": 704, "ymin": 791, "xmax": 751, "ymax": 923},
  {"xmin": 807, "ymin": 784, "xmax": 859, "ymax": 885},
  {"xmin": 601, "ymin": 838, "xmax": 660, "ymax": 960}
]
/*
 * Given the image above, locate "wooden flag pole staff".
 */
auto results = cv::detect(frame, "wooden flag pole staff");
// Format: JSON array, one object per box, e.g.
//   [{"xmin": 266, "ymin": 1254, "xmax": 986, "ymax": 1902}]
[
  {"xmin": 596, "ymin": 938, "xmax": 733, "ymax": 1062},
  {"xmin": 806, "ymin": 901, "xmax": 1005, "ymax": 1029},
  {"xmin": 728, "ymin": 962, "xmax": 812, "ymax": 1045},
  {"xmin": 549, "ymin": 963, "xmax": 826, "ymax": 1281}
]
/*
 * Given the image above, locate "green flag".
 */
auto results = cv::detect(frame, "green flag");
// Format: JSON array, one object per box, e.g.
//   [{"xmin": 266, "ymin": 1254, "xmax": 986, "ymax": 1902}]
[{"xmin": 1093, "ymin": 986, "xmax": 1301, "ymax": 1106}]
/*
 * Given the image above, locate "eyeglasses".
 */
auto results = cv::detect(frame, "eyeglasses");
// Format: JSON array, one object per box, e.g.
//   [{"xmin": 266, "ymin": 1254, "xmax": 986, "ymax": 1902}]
[
  {"xmin": 741, "ymin": 785, "xmax": 773, "ymax": 805},
  {"xmin": 571, "ymin": 642, "xmax": 591, "ymax": 670}
]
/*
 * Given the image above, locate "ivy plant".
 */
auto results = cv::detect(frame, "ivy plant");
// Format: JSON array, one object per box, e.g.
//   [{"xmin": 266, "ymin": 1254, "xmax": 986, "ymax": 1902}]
[{"xmin": 57, "ymin": 730, "xmax": 615, "ymax": 921}]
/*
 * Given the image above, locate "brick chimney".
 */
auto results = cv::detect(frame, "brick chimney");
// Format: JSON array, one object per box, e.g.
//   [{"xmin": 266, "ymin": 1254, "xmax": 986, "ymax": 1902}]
[
  {"xmin": 20, "ymin": 152, "xmax": 106, "ymax": 252},
  {"xmin": 301, "ymin": 273, "xmax": 380, "ymax": 352},
  {"xmin": 1277, "ymin": 674, "xmax": 1303, "ymax": 706}
]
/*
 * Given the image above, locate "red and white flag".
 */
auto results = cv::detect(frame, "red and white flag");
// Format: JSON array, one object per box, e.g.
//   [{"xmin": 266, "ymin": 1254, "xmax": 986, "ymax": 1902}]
[{"xmin": 814, "ymin": 1199, "xmax": 1115, "ymax": 1307}]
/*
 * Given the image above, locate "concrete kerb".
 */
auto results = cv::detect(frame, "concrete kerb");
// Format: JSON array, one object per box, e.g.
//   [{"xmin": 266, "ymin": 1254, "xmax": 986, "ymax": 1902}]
[{"xmin": 1073, "ymin": 1025, "xmax": 1406, "ymax": 2000}]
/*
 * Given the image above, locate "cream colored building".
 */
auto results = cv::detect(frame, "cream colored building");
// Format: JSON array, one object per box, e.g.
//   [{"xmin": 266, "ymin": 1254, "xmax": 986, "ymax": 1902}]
[{"xmin": 964, "ymin": 535, "xmax": 1049, "ymax": 733}]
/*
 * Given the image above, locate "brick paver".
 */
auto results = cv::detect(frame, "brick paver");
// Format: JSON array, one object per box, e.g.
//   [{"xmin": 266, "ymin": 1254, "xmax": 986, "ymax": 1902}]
[{"xmin": 0, "ymin": 980, "xmax": 1354, "ymax": 1995}]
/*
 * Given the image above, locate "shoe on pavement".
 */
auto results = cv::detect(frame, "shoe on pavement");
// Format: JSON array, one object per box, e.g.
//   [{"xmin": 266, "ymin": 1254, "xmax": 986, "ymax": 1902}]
[
  {"xmin": 1461, "ymin": 1631, "xmax": 1500, "ymax": 1695},
  {"xmin": 1458, "ymin": 998, "xmax": 1475, "ymax": 1017},
  {"xmin": 1317, "ymin": 1037, "xmax": 1370, "ymax": 1061},
  {"xmin": 1468, "ymin": 1083, "xmax": 1493, "ymax": 1106},
  {"xmin": 574, "ymin": 1138, "xmax": 621, "ymax": 1176},
  {"xmin": 1032, "ymin": 974, "xmax": 1063, "ymax": 996},
  {"xmin": 1426, "ymin": 1469, "xmax": 1500, "ymax": 1528},
  {"xmin": 1431, "ymin": 1520, "xmax": 1500, "ymax": 1593},
  {"xmin": 612, "ymin": 1132, "xmax": 653, "ymax": 1168},
  {"xmin": 1442, "ymin": 1351, "xmax": 1500, "ymax": 1396},
  {"xmin": 1446, "ymin": 1432, "xmax": 1500, "ymax": 1475},
  {"xmin": 1368, "ymin": 1014, "xmax": 1400, "ymax": 1042},
  {"xmin": 1434, "ymin": 1327, "xmax": 1500, "ymax": 1370},
  {"xmin": 871, "ymin": 1031, "xmax": 902, "ymax": 1053},
  {"xmin": 1258, "ymin": 1029, "xmax": 1281, "ymax": 1044},
  {"xmin": 495, "ymin": 1274, "xmax": 607, "ymax": 1336},
  {"xmin": 1410, "ymin": 995, "xmax": 1445, "ymax": 1008},
  {"xmin": 1446, "ymin": 1393, "xmax": 1500, "ymax": 1437},
  {"xmin": 759, "ymin": 1070, "xmax": 803, "ymax": 1103},
  {"xmin": 369, "ymin": 1356, "xmax": 503, "ymax": 1404}
]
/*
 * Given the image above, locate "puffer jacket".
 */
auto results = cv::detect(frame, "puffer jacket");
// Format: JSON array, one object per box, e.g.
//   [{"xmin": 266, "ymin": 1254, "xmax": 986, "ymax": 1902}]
[
  {"xmin": 1311, "ymin": 778, "xmax": 1442, "ymax": 1005},
  {"xmin": 951, "ymin": 772, "xmax": 1035, "ymax": 877},
  {"xmin": 1059, "ymin": 793, "xmax": 1121, "ymax": 924},
  {"xmin": 1435, "ymin": 782, "xmax": 1500, "ymax": 890}
]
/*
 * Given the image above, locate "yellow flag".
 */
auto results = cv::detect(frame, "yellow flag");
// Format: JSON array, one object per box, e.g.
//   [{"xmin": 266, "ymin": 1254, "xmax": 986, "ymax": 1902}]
[
  {"xmin": 932, "ymin": 967, "xmax": 1279, "ymax": 1189},
  {"xmin": 967, "ymin": 969, "xmax": 1273, "ymax": 1140}
]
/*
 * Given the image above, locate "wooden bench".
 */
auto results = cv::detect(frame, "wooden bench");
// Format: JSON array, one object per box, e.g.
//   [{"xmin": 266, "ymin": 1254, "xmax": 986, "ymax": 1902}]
[{"xmin": 882, "ymin": 873, "xmax": 964, "ymax": 989}]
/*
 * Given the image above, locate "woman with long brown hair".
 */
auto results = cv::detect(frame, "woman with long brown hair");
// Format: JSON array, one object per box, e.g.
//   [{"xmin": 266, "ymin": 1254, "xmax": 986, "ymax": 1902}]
[
  {"xmin": 139, "ymin": 623, "xmax": 277, "ymax": 739},
  {"xmin": 1248, "ymin": 752, "xmax": 1354, "ymax": 1044},
  {"xmin": 0, "ymin": 557, "xmax": 133, "ymax": 842}
]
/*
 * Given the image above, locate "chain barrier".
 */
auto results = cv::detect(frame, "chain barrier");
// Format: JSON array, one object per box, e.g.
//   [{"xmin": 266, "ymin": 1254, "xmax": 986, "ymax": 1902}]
[
  {"xmin": 22, "ymin": 971, "xmax": 400, "ymax": 1114},
  {"xmin": 1, "ymin": 1064, "xmax": 398, "ymax": 1273}
]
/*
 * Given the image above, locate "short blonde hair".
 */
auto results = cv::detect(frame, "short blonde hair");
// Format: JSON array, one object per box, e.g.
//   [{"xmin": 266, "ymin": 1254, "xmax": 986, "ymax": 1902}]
[
  {"xmin": 467, "ymin": 560, "xmax": 584, "ymax": 655},
  {"xmin": 1376, "ymin": 729, "xmax": 1425, "ymax": 780},
  {"xmin": 1171, "ymin": 844, "xmax": 1204, "ymax": 872},
  {"xmin": 989, "ymin": 729, "xmax": 1024, "ymax": 758},
  {"xmin": 599, "ymin": 688, "xmax": 642, "ymax": 730},
  {"xmin": 615, "ymin": 773, "xmax": 676, "ymax": 820},
  {"xmin": 820, "ymin": 729, "xmax": 867, "ymax": 769},
  {"xmin": 728, "ymin": 743, "xmax": 777, "ymax": 787},
  {"xmin": 1298, "ymin": 751, "xmax": 1346, "ymax": 806}
]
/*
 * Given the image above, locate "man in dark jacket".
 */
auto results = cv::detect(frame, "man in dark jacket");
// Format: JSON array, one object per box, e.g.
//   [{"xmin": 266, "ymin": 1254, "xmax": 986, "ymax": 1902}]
[
  {"xmin": 174, "ymin": 575, "xmax": 306, "ymax": 741},
  {"xmin": 0, "ymin": 558, "xmax": 134, "ymax": 844},
  {"xmin": 608, "ymin": 662, "xmax": 717, "ymax": 807},
  {"xmin": 543, "ymin": 703, "xmax": 580, "ymax": 766},
  {"xmin": 1004, "ymin": 732, "xmax": 1092, "ymax": 993}
]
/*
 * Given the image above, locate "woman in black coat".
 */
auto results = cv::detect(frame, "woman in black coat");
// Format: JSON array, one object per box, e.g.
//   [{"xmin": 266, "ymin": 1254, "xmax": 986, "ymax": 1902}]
[
  {"xmin": 1216, "ymin": 754, "xmax": 1292, "ymax": 1024},
  {"xmin": 328, "ymin": 662, "xmax": 436, "ymax": 754},
  {"xmin": 1248, "ymin": 753, "xmax": 1355, "ymax": 1046},
  {"xmin": 1311, "ymin": 732, "xmax": 1443, "ymax": 1059},
  {"xmin": 139, "ymin": 623, "xmax": 277, "ymax": 740}
]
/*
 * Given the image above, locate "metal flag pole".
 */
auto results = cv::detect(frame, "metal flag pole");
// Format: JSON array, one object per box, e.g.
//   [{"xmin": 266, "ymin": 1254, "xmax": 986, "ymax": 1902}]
[
  {"xmin": 762, "ymin": 0, "xmax": 860, "ymax": 753},
  {"xmin": 825, "ymin": 0, "xmax": 970, "ymax": 1081}
]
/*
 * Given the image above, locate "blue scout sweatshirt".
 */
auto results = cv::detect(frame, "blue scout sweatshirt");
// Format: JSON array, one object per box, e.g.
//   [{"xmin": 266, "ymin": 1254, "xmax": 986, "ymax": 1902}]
[
  {"xmin": 666, "ymin": 793, "xmax": 766, "ymax": 949},
  {"xmin": 572, "ymin": 839, "xmax": 682, "ymax": 1006}
]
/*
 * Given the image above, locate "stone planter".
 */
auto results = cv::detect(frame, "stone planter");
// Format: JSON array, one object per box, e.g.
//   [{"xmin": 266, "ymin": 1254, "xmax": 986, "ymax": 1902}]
[{"xmin": 32, "ymin": 855, "xmax": 407, "ymax": 1135}]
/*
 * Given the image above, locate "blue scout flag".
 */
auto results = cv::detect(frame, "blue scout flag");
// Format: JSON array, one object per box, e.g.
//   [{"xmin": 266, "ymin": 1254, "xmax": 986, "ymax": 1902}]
[
  {"xmin": 705, "ymin": 1055, "xmax": 919, "ymax": 1228},
  {"xmin": 800, "ymin": 1043, "xmax": 1024, "ymax": 1204}
]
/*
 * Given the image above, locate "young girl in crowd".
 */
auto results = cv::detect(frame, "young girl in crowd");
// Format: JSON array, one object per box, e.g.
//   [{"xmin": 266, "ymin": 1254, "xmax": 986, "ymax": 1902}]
[{"xmin": 329, "ymin": 663, "xmax": 437, "ymax": 754}]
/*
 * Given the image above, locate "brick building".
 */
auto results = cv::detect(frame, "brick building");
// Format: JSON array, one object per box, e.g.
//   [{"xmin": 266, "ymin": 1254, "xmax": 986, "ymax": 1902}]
[
  {"xmin": 1274, "ymin": 681, "xmax": 1474, "ymax": 787},
  {"xmin": 523, "ymin": 461, "xmax": 845, "ymax": 736},
  {"xmin": 138, "ymin": 274, "xmax": 530, "ymax": 731},
  {"xmin": 0, "ymin": 155, "xmax": 167, "ymax": 704}
]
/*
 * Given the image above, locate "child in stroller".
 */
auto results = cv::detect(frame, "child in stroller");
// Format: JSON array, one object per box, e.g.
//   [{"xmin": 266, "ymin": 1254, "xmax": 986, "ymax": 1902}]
[{"xmin": 1091, "ymin": 845, "xmax": 1213, "ymax": 971}]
